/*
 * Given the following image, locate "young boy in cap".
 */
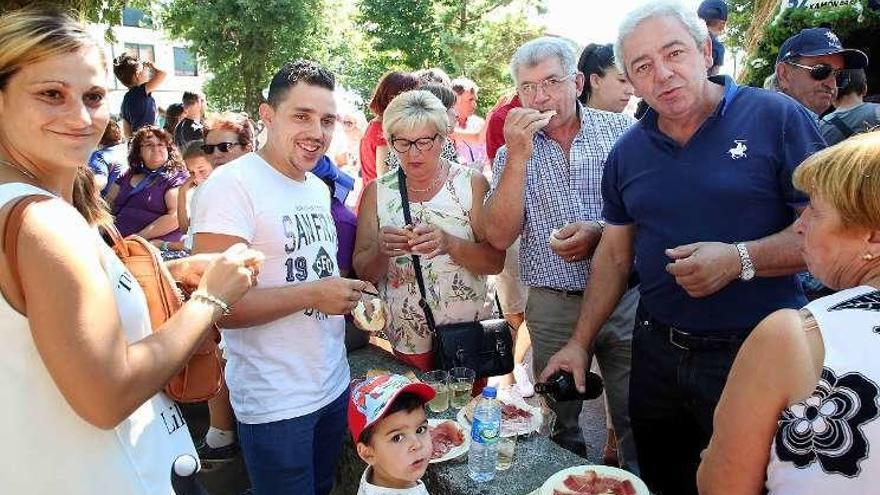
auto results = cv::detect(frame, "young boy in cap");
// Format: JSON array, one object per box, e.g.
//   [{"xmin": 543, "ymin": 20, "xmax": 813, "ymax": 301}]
[
  {"xmin": 697, "ymin": 0, "xmax": 728, "ymax": 75},
  {"xmin": 349, "ymin": 374, "xmax": 436, "ymax": 494}
]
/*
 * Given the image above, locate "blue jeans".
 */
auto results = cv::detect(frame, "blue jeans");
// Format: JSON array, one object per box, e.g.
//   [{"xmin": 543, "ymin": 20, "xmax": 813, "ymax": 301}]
[
  {"xmin": 629, "ymin": 304, "xmax": 747, "ymax": 495},
  {"xmin": 238, "ymin": 389, "xmax": 349, "ymax": 495}
]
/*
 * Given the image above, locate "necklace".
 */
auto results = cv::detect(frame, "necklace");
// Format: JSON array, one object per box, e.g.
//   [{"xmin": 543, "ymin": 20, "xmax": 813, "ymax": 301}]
[
  {"xmin": 0, "ymin": 159, "xmax": 37, "ymax": 181},
  {"xmin": 407, "ymin": 163, "xmax": 447, "ymax": 194}
]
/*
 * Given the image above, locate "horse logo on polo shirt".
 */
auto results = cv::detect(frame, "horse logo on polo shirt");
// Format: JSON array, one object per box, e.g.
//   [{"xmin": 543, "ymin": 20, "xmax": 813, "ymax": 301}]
[{"xmin": 728, "ymin": 140, "xmax": 748, "ymax": 160}]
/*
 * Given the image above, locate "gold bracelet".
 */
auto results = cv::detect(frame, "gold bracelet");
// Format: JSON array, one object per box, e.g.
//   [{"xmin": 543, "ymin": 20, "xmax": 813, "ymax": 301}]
[{"xmin": 191, "ymin": 291, "xmax": 231, "ymax": 316}]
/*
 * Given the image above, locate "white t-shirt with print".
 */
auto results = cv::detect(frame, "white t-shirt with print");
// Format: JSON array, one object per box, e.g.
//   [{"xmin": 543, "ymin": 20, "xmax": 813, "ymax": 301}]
[{"xmin": 191, "ymin": 152, "xmax": 350, "ymax": 424}]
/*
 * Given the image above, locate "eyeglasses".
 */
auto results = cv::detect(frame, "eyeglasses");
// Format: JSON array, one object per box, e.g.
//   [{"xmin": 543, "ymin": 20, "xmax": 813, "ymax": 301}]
[
  {"xmin": 785, "ymin": 61, "xmax": 845, "ymax": 82},
  {"xmin": 518, "ymin": 73, "xmax": 577, "ymax": 96},
  {"xmin": 201, "ymin": 142, "xmax": 242, "ymax": 154},
  {"xmin": 390, "ymin": 134, "xmax": 440, "ymax": 154}
]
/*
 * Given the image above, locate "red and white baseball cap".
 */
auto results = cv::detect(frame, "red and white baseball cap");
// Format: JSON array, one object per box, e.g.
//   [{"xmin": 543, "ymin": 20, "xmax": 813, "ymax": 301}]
[{"xmin": 348, "ymin": 374, "xmax": 436, "ymax": 443}]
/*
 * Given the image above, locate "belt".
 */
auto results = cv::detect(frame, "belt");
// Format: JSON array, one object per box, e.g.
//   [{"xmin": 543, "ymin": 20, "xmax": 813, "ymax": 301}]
[
  {"xmin": 637, "ymin": 307, "xmax": 750, "ymax": 352},
  {"xmin": 539, "ymin": 286, "xmax": 583, "ymax": 297}
]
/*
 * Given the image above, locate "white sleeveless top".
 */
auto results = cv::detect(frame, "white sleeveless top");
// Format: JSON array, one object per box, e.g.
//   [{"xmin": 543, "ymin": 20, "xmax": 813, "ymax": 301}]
[
  {"xmin": 766, "ymin": 285, "xmax": 880, "ymax": 494},
  {"xmin": 0, "ymin": 183, "xmax": 197, "ymax": 494},
  {"xmin": 376, "ymin": 162, "xmax": 493, "ymax": 355}
]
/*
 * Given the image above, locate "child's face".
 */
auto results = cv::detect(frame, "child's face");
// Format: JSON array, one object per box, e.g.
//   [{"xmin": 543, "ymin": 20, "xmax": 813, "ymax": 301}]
[
  {"xmin": 185, "ymin": 155, "xmax": 214, "ymax": 184},
  {"xmin": 357, "ymin": 407, "xmax": 432, "ymax": 489}
]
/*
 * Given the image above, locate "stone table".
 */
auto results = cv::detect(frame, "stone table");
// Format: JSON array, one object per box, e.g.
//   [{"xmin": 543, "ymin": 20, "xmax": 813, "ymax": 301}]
[{"xmin": 333, "ymin": 345, "xmax": 587, "ymax": 495}]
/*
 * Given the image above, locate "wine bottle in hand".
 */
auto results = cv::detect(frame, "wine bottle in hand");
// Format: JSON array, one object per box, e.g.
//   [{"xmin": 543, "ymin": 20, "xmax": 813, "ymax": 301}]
[{"xmin": 534, "ymin": 371, "xmax": 603, "ymax": 401}]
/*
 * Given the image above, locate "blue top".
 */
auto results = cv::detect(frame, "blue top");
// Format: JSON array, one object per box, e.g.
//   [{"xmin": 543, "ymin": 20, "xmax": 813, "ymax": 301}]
[
  {"xmin": 121, "ymin": 83, "xmax": 157, "ymax": 132},
  {"xmin": 710, "ymin": 34, "xmax": 725, "ymax": 67},
  {"xmin": 602, "ymin": 76, "xmax": 825, "ymax": 333},
  {"xmin": 312, "ymin": 155, "xmax": 356, "ymax": 204}
]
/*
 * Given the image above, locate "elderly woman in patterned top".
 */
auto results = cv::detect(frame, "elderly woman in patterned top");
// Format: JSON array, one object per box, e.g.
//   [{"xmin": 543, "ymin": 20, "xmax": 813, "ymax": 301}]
[
  {"xmin": 353, "ymin": 90, "xmax": 504, "ymax": 371},
  {"xmin": 698, "ymin": 132, "xmax": 880, "ymax": 495}
]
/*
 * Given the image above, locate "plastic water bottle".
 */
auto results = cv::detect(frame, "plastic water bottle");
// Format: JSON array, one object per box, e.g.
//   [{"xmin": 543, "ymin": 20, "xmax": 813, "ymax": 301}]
[{"xmin": 468, "ymin": 386, "xmax": 501, "ymax": 482}]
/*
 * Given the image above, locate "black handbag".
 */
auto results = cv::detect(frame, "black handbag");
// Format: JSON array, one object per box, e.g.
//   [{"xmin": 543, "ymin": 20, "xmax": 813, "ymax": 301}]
[{"xmin": 396, "ymin": 167, "xmax": 514, "ymax": 378}]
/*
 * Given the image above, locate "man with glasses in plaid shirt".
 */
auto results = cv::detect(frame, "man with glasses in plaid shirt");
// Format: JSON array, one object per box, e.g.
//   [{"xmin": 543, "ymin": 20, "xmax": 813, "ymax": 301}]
[
  {"xmin": 483, "ymin": 36, "xmax": 640, "ymax": 469},
  {"xmin": 775, "ymin": 27, "xmax": 869, "ymax": 120}
]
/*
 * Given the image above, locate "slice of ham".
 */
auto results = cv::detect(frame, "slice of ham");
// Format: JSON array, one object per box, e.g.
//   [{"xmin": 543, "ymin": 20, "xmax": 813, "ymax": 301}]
[
  {"xmin": 429, "ymin": 421, "xmax": 464, "ymax": 460},
  {"xmin": 557, "ymin": 469, "xmax": 637, "ymax": 495}
]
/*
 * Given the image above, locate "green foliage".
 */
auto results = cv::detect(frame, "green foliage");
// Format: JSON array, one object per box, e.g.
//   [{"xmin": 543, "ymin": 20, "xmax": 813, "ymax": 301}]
[
  {"xmin": 357, "ymin": 0, "xmax": 546, "ymax": 116},
  {"xmin": 0, "ymin": 0, "xmax": 148, "ymax": 40},
  {"xmin": 724, "ymin": 0, "xmax": 757, "ymax": 52},
  {"xmin": 740, "ymin": 1, "xmax": 880, "ymax": 87},
  {"xmin": 162, "ymin": 0, "xmax": 324, "ymax": 116}
]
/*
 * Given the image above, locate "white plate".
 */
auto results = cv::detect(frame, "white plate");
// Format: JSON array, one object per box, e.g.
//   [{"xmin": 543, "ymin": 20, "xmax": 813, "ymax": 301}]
[
  {"xmin": 540, "ymin": 465, "xmax": 650, "ymax": 495},
  {"xmin": 428, "ymin": 419, "xmax": 470, "ymax": 464},
  {"xmin": 456, "ymin": 397, "xmax": 542, "ymax": 437}
]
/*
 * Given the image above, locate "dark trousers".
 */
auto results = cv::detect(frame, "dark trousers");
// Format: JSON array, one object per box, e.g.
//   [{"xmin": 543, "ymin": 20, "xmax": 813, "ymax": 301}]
[
  {"xmin": 238, "ymin": 389, "xmax": 349, "ymax": 495},
  {"xmin": 629, "ymin": 304, "xmax": 747, "ymax": 495}
]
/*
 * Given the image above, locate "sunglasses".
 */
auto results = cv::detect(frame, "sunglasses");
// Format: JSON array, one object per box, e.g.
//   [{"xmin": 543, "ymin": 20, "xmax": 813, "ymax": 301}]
[
  {"xmin": 201, "ymin": 142, "xmax": 242, "ymax": 154},
  {"xmin": 785, "ymin": 61, "xmax": 847, "ymax": 83}
]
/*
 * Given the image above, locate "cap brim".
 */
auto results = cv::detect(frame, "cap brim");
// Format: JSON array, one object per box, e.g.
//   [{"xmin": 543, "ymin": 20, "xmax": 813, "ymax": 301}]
[{"xmin": 796, "ymin": 48, "xmax": 869, "ymax": 69}]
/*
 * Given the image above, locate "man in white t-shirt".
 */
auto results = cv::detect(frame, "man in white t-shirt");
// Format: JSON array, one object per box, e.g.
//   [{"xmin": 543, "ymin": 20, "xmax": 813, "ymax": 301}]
[{"xmin": 191, "ymin": 60, "xmax": 369, "ymax": 495}]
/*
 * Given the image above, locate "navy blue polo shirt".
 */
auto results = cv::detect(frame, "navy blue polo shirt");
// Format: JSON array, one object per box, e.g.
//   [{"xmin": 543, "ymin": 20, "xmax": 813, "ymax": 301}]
[{"xmin": 602, "ymin": 76, "xmax": 825, "ymax": 333}]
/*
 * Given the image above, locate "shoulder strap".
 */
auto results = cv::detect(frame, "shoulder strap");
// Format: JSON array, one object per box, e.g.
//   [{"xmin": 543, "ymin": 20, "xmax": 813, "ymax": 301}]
[
  {"xmin": 828, "ymin": 116, "xmax": 856, "ymax": 139},
  {"xmin": 3, "ymin": 194, "xmax": 52, "ymax": 303},
  {"xmin": 397, "ymin": 167, "xmax": 438, "ymax": 333}
]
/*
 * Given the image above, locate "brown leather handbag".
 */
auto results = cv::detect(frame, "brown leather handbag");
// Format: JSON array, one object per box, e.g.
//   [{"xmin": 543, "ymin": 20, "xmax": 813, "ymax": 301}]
[
  {"xmin": 3, "ymin": 194, "xmax": 222, "ymax": 403},
  {"xmin": 102, "ymin": 225, "xmax": 223, "ymax": 403}
]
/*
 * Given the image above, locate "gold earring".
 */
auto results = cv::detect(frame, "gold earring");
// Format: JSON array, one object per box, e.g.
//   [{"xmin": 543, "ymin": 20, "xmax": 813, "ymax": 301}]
[{"xmin": 863, "ymin": 253, "xmax": 875, "ymax": 261}]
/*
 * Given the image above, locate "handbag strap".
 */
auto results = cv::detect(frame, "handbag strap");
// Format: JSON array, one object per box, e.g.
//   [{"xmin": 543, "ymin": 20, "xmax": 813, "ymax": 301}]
[
  {"xmin": 397, "ymin": 167, "xmax": 439, "ymax": 334},
  {"xmin": 3, "ymin": 194, "xmax": 52, "ymax": 306}
]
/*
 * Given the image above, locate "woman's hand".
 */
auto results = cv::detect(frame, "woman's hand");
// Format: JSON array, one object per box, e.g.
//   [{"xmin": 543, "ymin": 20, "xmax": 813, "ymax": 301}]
[
  {"xmin": 197, "ymin": 243, "xmax": 264, "ymax": 305},
  {"xmin": 409, "ymin": 223, "xmax": 453, "ymax": 259},
  {"xmin": 379, "ymin": 225, "xmax": 412, "ymax": 257}
]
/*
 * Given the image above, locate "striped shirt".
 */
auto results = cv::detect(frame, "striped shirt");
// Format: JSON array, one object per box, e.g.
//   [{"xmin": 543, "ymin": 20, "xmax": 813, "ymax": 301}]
[{"xmin": 489, "ymin": 104, "xmax": 633, "ymax": 291}]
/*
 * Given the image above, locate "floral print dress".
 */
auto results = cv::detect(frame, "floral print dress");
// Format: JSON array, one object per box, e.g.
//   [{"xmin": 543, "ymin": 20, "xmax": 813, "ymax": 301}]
[{"xmin": 376, "ymin": 160, "xmax": 493, "ymax": 356}]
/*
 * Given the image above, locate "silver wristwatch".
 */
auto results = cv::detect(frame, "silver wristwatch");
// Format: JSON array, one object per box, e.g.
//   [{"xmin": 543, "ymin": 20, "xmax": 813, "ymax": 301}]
[{"xmin": 735, "ymin": 242, "xmax": 755, "ymax": 281}]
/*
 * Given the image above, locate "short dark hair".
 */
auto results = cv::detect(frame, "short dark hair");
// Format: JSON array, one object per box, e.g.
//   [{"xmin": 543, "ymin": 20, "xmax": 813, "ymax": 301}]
[
  {"xmin": 182, "ymin": 91, "xmax": 200, "ymax": 107},
  {"xmin": 368, "ymin": 71, "xmax": 420, "ymax": 116},
  {"xmin": 113, "ymin": 53, "xmax": 139, "ymax": 87},
  {"xmin": 182, "ymin": 139, "xmax": 206, "ymax": 160},
  {"xmin": 838, "ymin": 69, "xmax": 868, "ymax": 98},
  {"xmin": 267, "ymin": 59, "xmax": 335, "ymax": 108},
  {"xmin": 358, "ymin": 392, "xmax": 427, "ymax": 445},
  {"xmin": 420, "ymin": 83, "xmax": 457, "ymax": 110},
  {"xmin": 577, "ymin": 43, "xmax": 616, "ymax": 104}
]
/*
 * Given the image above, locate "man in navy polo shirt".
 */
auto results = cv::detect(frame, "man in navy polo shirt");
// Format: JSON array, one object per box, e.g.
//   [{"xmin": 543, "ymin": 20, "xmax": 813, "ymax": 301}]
[
  {"xmin": 540, "ymin": 3, "xmax": 824, "ymax": 495},
  {"xmin": 775, "ymin": 27, "xmax": 868, "ymax": 119}
]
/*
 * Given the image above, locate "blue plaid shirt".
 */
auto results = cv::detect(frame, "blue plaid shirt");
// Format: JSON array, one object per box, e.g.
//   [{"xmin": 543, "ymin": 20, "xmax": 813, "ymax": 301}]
[{"xmin": 489, "ymin": 105, "xmax": 634, "ymax": 291}]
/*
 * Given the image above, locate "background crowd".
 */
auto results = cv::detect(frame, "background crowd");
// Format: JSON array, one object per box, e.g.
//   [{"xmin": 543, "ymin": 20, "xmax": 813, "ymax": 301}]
[{"xmin": 2, "ymin": 1, "xmax": 880, "ymax": 495}]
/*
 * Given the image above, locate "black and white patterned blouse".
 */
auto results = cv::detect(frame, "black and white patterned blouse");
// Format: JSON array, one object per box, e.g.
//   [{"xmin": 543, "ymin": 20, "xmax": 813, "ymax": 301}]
[{"xmin": 766, "ymin": 286, "xmax": 880, "ymax": 493}]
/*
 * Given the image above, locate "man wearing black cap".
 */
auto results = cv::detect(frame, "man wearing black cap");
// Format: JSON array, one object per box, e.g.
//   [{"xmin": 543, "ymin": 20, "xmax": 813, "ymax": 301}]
[
  {"xmin": 697, "ymin": 0, "xmax": 727, "ymax": 75},
  {"xmin": 776, "ymin": 27, "xmax": 870, "ymax": 119}
]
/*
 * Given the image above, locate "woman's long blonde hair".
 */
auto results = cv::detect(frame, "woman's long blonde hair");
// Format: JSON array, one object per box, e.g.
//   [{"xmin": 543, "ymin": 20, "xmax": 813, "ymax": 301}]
[{"xmin": 0, "ymin": 7, "xmax": 111, "ymax": 227}]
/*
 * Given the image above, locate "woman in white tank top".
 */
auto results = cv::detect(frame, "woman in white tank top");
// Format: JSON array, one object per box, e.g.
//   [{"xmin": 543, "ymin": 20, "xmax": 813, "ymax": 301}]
[
  {"xmin": 698, "ymin": 132, "xmax": 880, "ymax": 494},
  {"xmin": 0, "ymin": 9, "xmax": 262, "ymax": 494}
]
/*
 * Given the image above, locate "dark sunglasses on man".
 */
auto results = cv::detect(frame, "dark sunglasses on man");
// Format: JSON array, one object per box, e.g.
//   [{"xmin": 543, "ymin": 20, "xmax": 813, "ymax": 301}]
[
  {"xmin": 785, "ymin": 61, "xmax": 850, "ymax": 87},
  {"xmin": 201, "ymin": 142, "xmax": 243, "ymax": 154}
]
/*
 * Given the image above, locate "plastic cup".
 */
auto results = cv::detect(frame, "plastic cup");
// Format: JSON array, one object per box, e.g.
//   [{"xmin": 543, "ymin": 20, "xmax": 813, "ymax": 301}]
[
  {"xmin": 448, "ymin": 367, "xmax": 476, "ymax": 409},
  {"xmin": 422, "ymin": 370, "xmax": 449, "ymax": 413}
]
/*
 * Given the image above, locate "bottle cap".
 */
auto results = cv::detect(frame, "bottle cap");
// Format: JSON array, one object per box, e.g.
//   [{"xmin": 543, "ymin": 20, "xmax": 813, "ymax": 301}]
[{"xmin": 482, "ymin": 386, "xmax": 497, "ymax": 399}]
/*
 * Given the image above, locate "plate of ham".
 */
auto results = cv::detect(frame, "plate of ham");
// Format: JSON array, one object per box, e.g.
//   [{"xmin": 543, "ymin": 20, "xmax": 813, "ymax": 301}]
[
  {"xmin": 541, "ymin": 466, "xmax": 649, "ymax": 495},
  {"xmin": 457, "ymin": 392, "xmax": 541, "ymax": 437},
  {"xmin": 428, "ymin": 419, "xmax": 469, "ymax": 463}
]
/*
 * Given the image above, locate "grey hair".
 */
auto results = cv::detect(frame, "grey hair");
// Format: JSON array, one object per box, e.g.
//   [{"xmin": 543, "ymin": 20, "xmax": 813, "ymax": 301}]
[
  {"xmin": 509, "ymin": 36, "xmax": 578, "ymax": 85},
  {"xmin": 382, "ymin": 90, "xmax": 449, "ymax": 142},
  {"xmin": 614, "ymin": 1, "xmax": 708, "ymax": 76}
]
